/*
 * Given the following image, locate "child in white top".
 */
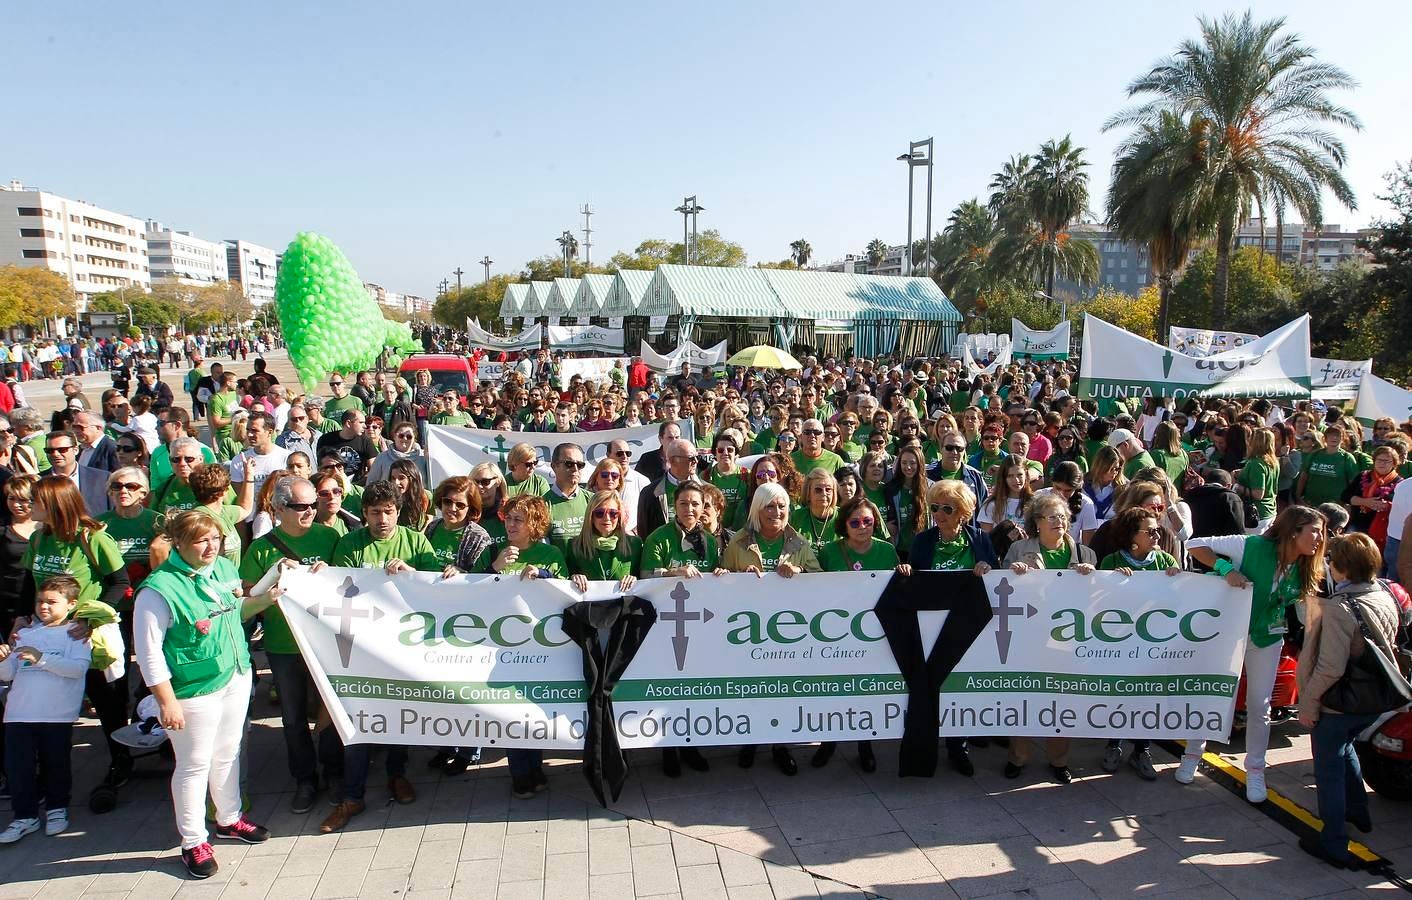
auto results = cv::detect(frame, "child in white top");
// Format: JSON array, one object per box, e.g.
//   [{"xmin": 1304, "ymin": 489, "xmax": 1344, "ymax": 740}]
[{"xmin": 0, "ymin": 575, "xmax": 93, "ymax": 844}]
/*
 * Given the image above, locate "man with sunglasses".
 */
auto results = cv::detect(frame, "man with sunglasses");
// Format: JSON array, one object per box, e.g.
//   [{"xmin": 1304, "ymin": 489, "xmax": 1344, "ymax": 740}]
[
  {"xmin": 43, "ymin": 429, "xmax": 112, "ymax": 513},
  {"xmin": 793, "ymin": 418, "xmax": 845, "ymax": 476},
  {"xmin": 926, "ymin": 430, "xmax": 987, "ymax": 517},
  {"xmin": 544, "ymin": 443, "xmax": 590, "ymax": 554},
  {"xmin": 324, "ymin": 375, "xmax": 365, "ymax": 420},
  {"xmin": 637, "ymin": 438, "xmax": 700, "ymax": 539},
  {"xmin": 239, "ymin": 476, "xmax": 342, "ymax": 814}
]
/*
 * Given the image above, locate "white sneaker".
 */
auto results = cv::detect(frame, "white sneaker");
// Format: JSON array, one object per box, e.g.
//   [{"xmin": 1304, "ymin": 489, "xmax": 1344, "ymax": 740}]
[
  {"xmin": 45, "ymin": 809, "xmax": 68, "ymax": 836},
  {"xmin": 1245, "ymin": 767, "xmax": 1267, "ymax": 803},
  {"xmin": 0, "ymin": 818, "xmax": 40, "ymax": 844},
  {"xmin": 1174, "ymin": 755, "xmax": 1200, "ymax": 784}
]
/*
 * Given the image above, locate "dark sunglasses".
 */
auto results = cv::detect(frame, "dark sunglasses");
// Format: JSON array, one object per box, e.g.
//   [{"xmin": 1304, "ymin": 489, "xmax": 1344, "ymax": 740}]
[
  {"xmin": 559, "ymin": 459, "xmax": 587, "ymax": 469},
  {"xmin": 846, "ymin": 517, "xmax": 875, "ymax": 529},
  {"xmin": 592, "ymin": 508, "xmax": 621, "ymax": 520},
  {"xmin": 109, "ymin": 482, "xmax": 144, "ymax": 492},
  {"xmin": 474, "ymin": 478, "xmax": 497, "ymax": 487},
  {"xmin": 117, "ymin": 444, "xmax": 142, "ymax": 453},
  {"xmin": 283, "ymin": 501, "xmax": 318, "ymax": 512},
  {"xmin": 942, "ymin": 444, "xmax": 966, "ymax": 453},
  {"xmin": 929, "ymin": 503, "xmax": 958, "ymax": 516}
]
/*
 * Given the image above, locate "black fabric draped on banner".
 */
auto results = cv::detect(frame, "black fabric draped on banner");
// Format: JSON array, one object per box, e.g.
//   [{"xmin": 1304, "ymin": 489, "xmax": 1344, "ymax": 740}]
[
  {"xmin": 561, "ymin": 596, "xmax": 658, "ymax": 805},
  {"xmin": 873, "ymin": 572, "xmax": 994, "ymax": 777}
]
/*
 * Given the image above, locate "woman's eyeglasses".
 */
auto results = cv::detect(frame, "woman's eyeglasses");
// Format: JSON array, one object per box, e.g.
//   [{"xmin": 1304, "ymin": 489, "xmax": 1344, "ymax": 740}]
[
  {"xmin": 440, "ymin": 499, "xmax": 469, "ymax": 510},
  {"xmin": 317, "ymin": 488, "xmax": 344, "ymax": 498},
  {"xmin": 846, "ymin": 517, "xmax": 875, "ymax": 529},
  {"xmin": 474, "ymin": 478, "xmax": 497, "ymax": 488},
  {"xmin": 755, "ymin": 470, "xmax": 779, "ymax": 481},
  {"xmin": 592, "ymin": 508, "xmax": 621, "ymax": 521},
  {"xmin": 109, "ymin": 482, "xmax": 143, "ymax": 492},
  {"xmin": 596, "ymin": 471, "xmax": 622, "ymax": 482},
  {"xmin": 928, "ymin": 503, "xmax": 958, "ymax": 516},
  {"xmin": 117, "ymin": 444, "xmax": 141, "ymax": 453}
]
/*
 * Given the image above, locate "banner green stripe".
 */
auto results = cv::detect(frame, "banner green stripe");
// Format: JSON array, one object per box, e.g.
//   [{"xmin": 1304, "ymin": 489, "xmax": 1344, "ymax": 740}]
[
  {"xmin": 1076, "ymin": 376, "xmax": 1311, "ymax": 401},
  {"xmin": 327, "ymin": 671, "xmax": 1239, "ymax": 705}
]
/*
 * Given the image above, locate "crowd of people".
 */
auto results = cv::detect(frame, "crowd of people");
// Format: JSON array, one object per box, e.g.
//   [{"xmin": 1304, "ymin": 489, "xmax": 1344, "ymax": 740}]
[{"xmin": 0, "ymin": 336, "xmax": 1409, "ymax": 876}]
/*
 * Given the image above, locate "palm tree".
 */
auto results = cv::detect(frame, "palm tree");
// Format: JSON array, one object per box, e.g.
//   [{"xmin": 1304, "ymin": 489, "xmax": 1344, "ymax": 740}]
[
  {"xmin": 935, "ymin": 200, "xmax": 1004, "ymax": 313},
  {"xmin": 1106, "ymin": 110, "xmax": 1215, "ymax": 342},
  {"xmin": 989, "ymin": 142, "xmax": 1098, "ymax": 300},
  {"xmin": 789, "ymin": 239, "xmax": 813, "ymax": 268},
  {"xmin": 1108, "ymin": 11, "xmax": 1361, "ymax": 328},
  {"xmin": 988, "ymin": 154, "xmax": 1033, "ymax": 228},
  {"xmin": 865, "ymin": 238, "xmax": 888, "ymax": 269}
]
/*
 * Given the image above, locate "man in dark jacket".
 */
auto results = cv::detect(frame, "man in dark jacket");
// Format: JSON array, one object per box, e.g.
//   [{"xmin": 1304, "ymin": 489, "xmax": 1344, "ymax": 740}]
[
  {"xmin": 131, "ymin": 366, "xmax": 174, "ymax": 413},
  {"xmin": 1186, "ymin": 469, "xmax": 1245, "ymax": 539},
  {"xmin": 636, "ymin": 438, "xmax": 701, "ymax": 539},
  {"xmin": 926, "ymin": 431, "xmax": 988, "ymax": 520}
]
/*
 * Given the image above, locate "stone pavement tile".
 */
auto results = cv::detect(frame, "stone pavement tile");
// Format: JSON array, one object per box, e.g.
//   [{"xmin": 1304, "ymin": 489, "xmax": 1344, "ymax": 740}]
[
  {"xmin": 540, "ymin": 851, "xmax": 588, "ymax": 900},
  {"xmin": 450, "ymin": 855, "xmax": 501, "ymax": 893},
  {"xmin": 813, "ymin": 885, "xmax": 869, "ymax": 899},
  {"xmin": 1187, "ymin": 847, "xmax": 1358, "ymax": 898},
  {"xmin": 504, "ymin": 791, "xmax": 550, "ymax": 836},
  {"xmin": 358, "ymin": 865, "xmax": 413, "ymax": 899},
  {"xmin": 649, "ymin": 789, "xmax": 775, "ymax": 839},
  {"xmin": 124, "ymin": 868, "xmax": 188, "ymax": 900},
  {"xmin": 769, "ymin": 794, "xmax": 901, "ymax": 847},
  {"xmin": 33, "ymin": 875, "xmax": 99, "ymax": 900},
  {"xmin": 75, "ymin": 894, "xmax": 129, "ymax": 900},
  {"xmin": 628, "ymin": 819, "xmax": 672, "ymax": 847},
  {"xmin": 260, "ymin": 872, "xmax": 319, "ymax": 899},
  {"xmin": 636, "ymin": 762, "xmax": 760, "ymax": 802},
  {"xmin": 762, "ymin": 860, "xmax": 820, "ymax": 899},
  {"xmin": 588, "ymin": 873, "xmax": 634, "ymax": 899},
  {"xmin": 677, "ymin": 863, "xmax": 730, "ymax": 900},
  {"xmin": 495, "ymin": 880, "xmax": 543, "ymax": 900},
  {"xmin": 195, "ymin": 843, "xmax": 251, "ymax": 887},
  {"xmin": 923, "ymin": 836, "xmax": 1071, "ymax": 899},
  {"xmin": 277, "ymin": 834, "xmax": 336, "ymax": 879},
  {"xmin": 332, "ymin": 825, "xmax": 383, "ymax": 850},
  {"xmin": 707, "ymin": 827, "xmax": 800, "ymax": 868},
  {"xmin": 461, "ymin": 820, "xmax": 508, "ymax": 860},
  {"xmin": 311, "ymin": 845, "xmax": 376, "ymax": 899},
  {"xmin": 372, "ymin": 825, "xmax": 428, "ymax": 869},
  {"xmin": 792, "ymin": 832, "xmax": 938, "ymax": 889},
  {"xmin": 724, "ymin": 886, "xmax": 775, "ymax": 900},
  {"xmin": 890, "ymin": 796, "xmax": 1028, "ymax": 850},
  {"xmin": 983, "ymin": 773, "xmax": 1109, "ymax": 816},
  {"xmin": 1087, "ymin": 767, "xmax": 1227, "ymax": 817},
  {"xmin": 1138, "ymin": 801, "xmax": 1286, "ymax": 859},
  {"xmin": 631, "ymin": 843, "xmax": 681, "ymax": 896},
  {"xmin": 862, "ymin": 874, "xmax": 961, "ymax": 899},
  {"xmin": 671, "ymin": 831, "xmax": 724, "ymax": 868},
  {"xmin": 749, "ymin": 764, "xmax": 873, "ymax": 807},
  {"xmin": 716, "ymin": 846, "xmax": 767, "ymax": 887},
  {"xmin": 403, "ymin": 891, "xmax": 453, "ymax": 900},
  {"xmin": 218, "ymin": 856, "xmax": 285, "ymax": 899},
  {"xmin": 408, "ymin": 839, "xmax": 462, "ymax": 892},
  {"xmin": 497, "ymin": 832, "xmax": 547, "ymax": 884},
  {"xmin": 170, "ymin": 882, "xmax": 228, "ymax": 900},
  {"xmin": 587, "ymin": 825, "xmax": 631, "ymax": 876},
  {"xmin": 1058, "ymin": 840, "xmax": 1215, "ymax": 898},
  {"xmin": 1007, "ymin": 800, "xmax": 1136, "ymax": 858},
  {"xmin": 546, "ymin": 815, "xmax": 589, "ymax": 855},
  {"xmin": 585, "ymin": 806, "xmax": 629, "ymax": 830}
]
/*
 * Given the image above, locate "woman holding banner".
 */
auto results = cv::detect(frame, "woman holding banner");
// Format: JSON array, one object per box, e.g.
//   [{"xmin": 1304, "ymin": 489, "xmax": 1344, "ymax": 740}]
[
  {"xmin": 790, "ymin": 469, "xmax": 839, "ymax": 556},
  {"xmin": 1182, "ymin": 506, "xmax": 1327, "ymax": 802}
]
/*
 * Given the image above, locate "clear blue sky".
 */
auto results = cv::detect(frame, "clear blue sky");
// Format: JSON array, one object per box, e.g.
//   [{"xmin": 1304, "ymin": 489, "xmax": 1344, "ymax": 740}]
[{"xmin": 5, "ymin": 1, "xmax": 1408, "ymax": 296}]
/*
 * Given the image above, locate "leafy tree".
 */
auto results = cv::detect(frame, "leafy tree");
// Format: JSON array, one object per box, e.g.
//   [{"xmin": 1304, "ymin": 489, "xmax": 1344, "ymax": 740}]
[
  {"xmin": 1110, "ymin": 11, "xmax": 1361, "ymax": 328},
  {"xmin": 89, "ymin": 290, "xmax": 183, "ymax": 328},
  {"xmin": 1075, "ymin": 285, "xmax": 1160, "ymax": 341},
  {"xmin": 969, "ymin": 282, "xmax": 1058, "ymax": 334},
  {"xmin": 865, "ymin": 238, "xmax": 889, "ymax": 268},
  {"xmin": 433, "ymin": 273, "xmax": 524, "ymax": 329},
  {"xmin": 606, "ymin": 230, "xmax": 746, "ymax": 270},
  {"xmin": 1299, "ymin": 259, "xmax": 1377, "ymax": 360},
  {"xmin": 1167, "ymin": 246, "xmax": 1297, "ymax": 334},
  {"xmin": 1359, "ymin": 160, "xmax": 1412, "ymax": 378},
  {"xmin": 988, "ymin": 140, "xmax": 1099, "ymax": 300},
  {"xmin": 608, "ymin": 240, "xmax": 675, "ymax": 272},
  {"xmin": 935, "ymin": 199, "xmax": 1008, "ymax": 316},
  {"xmin": 754, "ymin": 259, "xmax": 800, "ymax": 270},
  {"xmin": 0, "ymin": 265, "xmax": 75, "ymax": 327},
  {"xmin": 789, "ymin": 239, "xmax": 812, "ymax": 268}
]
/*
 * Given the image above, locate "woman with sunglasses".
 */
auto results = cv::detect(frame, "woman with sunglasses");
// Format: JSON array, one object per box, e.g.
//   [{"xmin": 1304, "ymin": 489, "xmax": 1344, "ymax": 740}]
[
  {"xmin": 312, "ymin": 469, "xmax": 359, "ymax": 536},
  {"xmin": 1044, "ymin": 426, "xmax": 1087, "ymax": 481},
  {"xmin": 709, "ymin": 430, "xmax": 748, "ymax": 528},
  {"xmin": 505, "ymin": 443, "xmax": 550, "ymax": 498},
  {"xmin": 736, "ymin": 453, "xmax": 793, "ymax": 530},
  {"xmin": 366, "ymin": 422, "xmax": 426, "ymax": 486},
  {"xmin": 113, "ymin": 434, "xmax": 150, "ymax": 470},
  {"xmin": 100, "ymin": 466, "xmax": 162, "ymax": 594},
  {"xmin": 425, "ymin": 475, "xmax": 491, "ymax": 577},
  {"xmin": 567, "ymin": 490, "xmax": 640, "ymax": 594},
  {"xmin": 587, "ymin": 458, "xmax": 626, "ymax": 497},
  {"xmin": 790, "ymin": 469, "xmax": 839, "ymax": 556},
  {"xmin": 466, "ymin": 463, "xmax": 509, "ymax": 552}
]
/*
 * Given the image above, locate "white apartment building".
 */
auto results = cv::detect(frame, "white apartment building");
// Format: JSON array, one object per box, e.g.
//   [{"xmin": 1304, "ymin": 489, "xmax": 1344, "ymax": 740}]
[
  {"xmin": 365, "ymin": 282, "xmax": 432, "ymax": 316},
  {"xmin": 1236, "ymin": 218, "xmax": 1375, "ymax": 271},
  {"xmin": 0, "ymin": 179, "xmax": 150, "ymax": 310},
  {"xmin": 225, "ymin": 239, "xmax": 279, "ymax": 306},
  {"xmin": 144, "ymin": 220, "xmax": 228, "ymax": 286}
]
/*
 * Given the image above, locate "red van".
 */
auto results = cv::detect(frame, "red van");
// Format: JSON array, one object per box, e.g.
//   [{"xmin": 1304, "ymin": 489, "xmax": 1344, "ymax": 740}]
[{"xmin": 398, "ymin": 354, "xmax": 477, "ymax": 402}]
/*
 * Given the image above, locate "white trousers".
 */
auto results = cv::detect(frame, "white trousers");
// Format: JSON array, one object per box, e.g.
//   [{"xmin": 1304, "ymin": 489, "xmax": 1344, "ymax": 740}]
[
  {"xmin": 166, "ymin": 671, "xmax": 251, "ymax": 849},
  {"xmin": 1185, "ymin": 639, "xmax": 1282, "ymax": 770}
]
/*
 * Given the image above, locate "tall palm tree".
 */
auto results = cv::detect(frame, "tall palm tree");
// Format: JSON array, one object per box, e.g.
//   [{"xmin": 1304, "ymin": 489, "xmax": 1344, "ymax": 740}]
[
  {"xmin": 989, "ymin": 142, "xmax": 1098, "ymax": 299},
  {"xmin": 789, "ymin": 239, "xmax": 813, "ymax": 268},
  {"xmin": 935, "ymin": 199, "xmax": 1004, "ymax": 313},
  {"xmin": 1108, "ymin": 11, "xmax": 1361, "ymax": 328},
  {"xmin": 1027, "ymin": 136, "xmax": 1096, "ymax": 299},
  {"xmin": 865, "ymin": 238, "xmax": 888, "ymax": 269},
  {"xmin": 1106, "ymin": 110, "xmax": 1215, "ymax": 342},
  {"xmin": 987, "ymin": 154, "xmax": 1032, "ymax": 227}
]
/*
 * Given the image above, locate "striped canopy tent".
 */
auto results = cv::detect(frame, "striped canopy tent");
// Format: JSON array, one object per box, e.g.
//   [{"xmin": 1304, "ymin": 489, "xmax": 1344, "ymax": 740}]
[
  {"xmin": 847, "ymin": 274, "xmax": 961, "ymax": 359},
  {"xmin": 604, "ymin": 269, "xmax": 655, "ymax": 349},
  {"xmin": 641, "ymin": 265, "xmax": 788, "ymax": 352},
  {"xmin": 524, "ymin": 281, "xmax": 556, "ymax": 323},
  {"xmin": 498, "ymin": 283, "xmax": 531, "ymax": 329},
  {"xmin": 757, "ymin": 269, "xmax": 869, "ymax": 352},
  {"xmin": 573, "ymin": 273, "xmax": 615, "ymax": 325},
  {"xmin": 547, "ymin": 278, "xmax": 582, "ymax": 323}
]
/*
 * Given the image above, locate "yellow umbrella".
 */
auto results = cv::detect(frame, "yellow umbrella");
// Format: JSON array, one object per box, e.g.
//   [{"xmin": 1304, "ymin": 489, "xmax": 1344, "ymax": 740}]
[{"xmin": 725, "ymin": 345, "xmax": 803, "ymax": 370}]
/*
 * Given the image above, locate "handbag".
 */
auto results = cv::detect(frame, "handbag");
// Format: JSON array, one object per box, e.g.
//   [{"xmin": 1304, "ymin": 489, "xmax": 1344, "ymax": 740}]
[{"xmin": 1321, "ymin": 595, "xmax": 1412, "ymax": 715}]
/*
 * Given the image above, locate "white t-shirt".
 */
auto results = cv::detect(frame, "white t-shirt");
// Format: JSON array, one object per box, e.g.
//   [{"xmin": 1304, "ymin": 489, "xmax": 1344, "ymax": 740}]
[
  {"xmin": 230, "ymin": 446, "xmax": 291, "ymax": 520},
  {"xmin": 978, "ymin": 497, "xmax": 1024, "ymax": 529},
  {"xmin": 0, "ymin": 623, "xmax": 92, "ymax": 723}
]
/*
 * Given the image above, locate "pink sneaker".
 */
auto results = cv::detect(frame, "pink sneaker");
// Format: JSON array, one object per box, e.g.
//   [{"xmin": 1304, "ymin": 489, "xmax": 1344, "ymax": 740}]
[
  {"xmin": 182, "ymin": 842, "xmax": 218, "ymax": 879},
  {"xmin": 214, "ymin": 816, "xmax": 270, "ymax": 844}
]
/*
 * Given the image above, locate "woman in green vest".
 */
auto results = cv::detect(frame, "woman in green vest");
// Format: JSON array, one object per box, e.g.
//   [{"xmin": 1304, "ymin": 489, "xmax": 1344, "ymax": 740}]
[
  {"xmin": 134, "ymin": 508, "xmax": 281, "ymax": 878},
  {"xmin": 1181, "ymin": 505, "xmax": 1327, "ymax": 804},
  {"xmin": 567, "ymin": 490, "xmax": 641, "ymax": 594}
]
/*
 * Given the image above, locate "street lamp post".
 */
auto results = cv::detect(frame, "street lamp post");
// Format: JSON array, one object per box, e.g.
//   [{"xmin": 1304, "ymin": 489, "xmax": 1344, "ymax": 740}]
[
  {"xmin": 1034, "ymin": 290, "xmax": 1067, "ymax": 326},
  {"xmin": 438, "ymin": 278, "xmax": 450, "ymax": 298},
  {"xmin": 453, "ymin": 267, "xmax": 464, "ymax": 295},
  {"xmin": 897, "ymin": 138, "xmax": 934, "ymax": 277},
  {"xmin": 479, "ymin": 256, "xmax": 493, "ymax": 282},
  {"xmin": 674, "ymin": 196, "xmax": 704, "ymax": 264}
]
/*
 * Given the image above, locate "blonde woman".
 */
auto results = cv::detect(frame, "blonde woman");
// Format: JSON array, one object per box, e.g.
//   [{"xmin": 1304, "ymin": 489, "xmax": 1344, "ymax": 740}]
[
  {"xmin": 504, "ymin": 443, "xmax": 550, "ymax": 498},
  {"xmin": 1237, "ymin": 428, "xmax": 1280, "ymax": 533}
]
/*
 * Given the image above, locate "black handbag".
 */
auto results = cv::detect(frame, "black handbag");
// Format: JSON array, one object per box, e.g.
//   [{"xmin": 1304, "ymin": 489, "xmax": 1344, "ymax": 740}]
[{"xmin": 1321, "ymin": 596, "xmax": 1412, "ymax": 715}]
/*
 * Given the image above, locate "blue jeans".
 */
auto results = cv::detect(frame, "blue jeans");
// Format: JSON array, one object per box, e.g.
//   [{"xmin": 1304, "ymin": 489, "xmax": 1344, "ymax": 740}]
[
  {"xmin": 1384, "ymin": 537, "xmax": 1400, "ymax": 581},
  {"xmin": 1312, "ymin": 711, "xmax": 1377, "ymax": 859},
  {"xmin": 341, "ymin": 745, "xmax": 408, "ymax": 802},
  {"xmin": 5, "ymin": 723, "xmax": 72, "ymax": 820},
  {"xmin": 266, "ymin": 653, "xmax": 343, "ymax": 784},
  {"xmin": 507, "ymin": 749, "xmax": 542, "ymax": 778}
]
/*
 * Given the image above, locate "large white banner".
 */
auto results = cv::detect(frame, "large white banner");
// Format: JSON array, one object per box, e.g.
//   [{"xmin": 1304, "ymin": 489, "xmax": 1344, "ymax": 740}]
[
  {"xmin": 1312, "ymin": 357, "xmax": 1372, "ymax": 401},
  {"xmin": 425, "ymin": 423, "xmax": 662, "ymax": 486},
  {"xmin": 1011, "ymin": 319, "xmax": 1070, "ymax": 360},
  {"xmin": 1079, "ymin": 314, "xmax": 1311, "ymax": 401},
  {"xmin": 1354, "ymin": 371, "xmax": 1412, "ymax": 435},
  {"xmin": 466, "ymin": 319, "xmax": 543, "ymax": 352},
  {"xmin": 547, "ymin": 324, "xmax": 625, "ymax": 354},
  {"xmin": 558, "ymin": 357, "xmax": 629, "ymax": 391},
  {"xmin": 1168, "ymin": 325, "xmax": 1259, "ymax": 358},
  {"xmin": 639, "ymin": 339, "xmax": 729, "ymax": 373},
  {"xmin": 278, "ymin": 568, "xmax": 1250, "ymax": 750}
]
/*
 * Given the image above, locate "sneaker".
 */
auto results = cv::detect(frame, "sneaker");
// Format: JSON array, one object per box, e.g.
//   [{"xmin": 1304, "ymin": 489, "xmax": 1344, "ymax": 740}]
[
  {"xmin": 1102, "ymin": 745, "xmax": 1123, "ymax": 773},
  {"xmin": 1129, "ymin": 751, "xmax": 1158, "ymax": 782},
  {"xmin": 214, "ymin": 816, "xmax": 270, "ymax": 844},
  {"xmin": 103, "ymin": 759, "xmax": 133, "ymax": 789},
  {"xmin": 1050, "ymin": 765, "xmax": 1073, "ymax": 785},
  {"xmin": 511, "ymin": 775, "xmax": 535, "ymax": 800},
  {"xmin": 0, "ymin": 818, "xmax": 40, "ymax": 844},
  {"xmin": 1174, "ymin": 754, "xmax": 1200, "ymax": 785},
  {"xmin": 1245, "ymin": 767, "xmax": 1267, "ymax": 803},
  {"xmin": 291, "ymin": 781, "xmax": 317, "ymax": 815},
  {"xmin": 44, "ymin": 808, "xmax": 68, "ymax": 836},
  {"xmin": 181, "ymin": 842, "xmax": 218, "ymax": 879}
]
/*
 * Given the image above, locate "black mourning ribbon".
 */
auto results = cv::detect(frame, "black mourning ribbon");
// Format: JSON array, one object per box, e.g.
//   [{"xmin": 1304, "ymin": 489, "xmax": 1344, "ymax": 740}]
[
  {"xmin": 874, "ymin": 571, "xmax": 993, "ymax": 777},
  {"xmin": 560, "ymin": 596, "xmax": 658, "ymax": 806}
]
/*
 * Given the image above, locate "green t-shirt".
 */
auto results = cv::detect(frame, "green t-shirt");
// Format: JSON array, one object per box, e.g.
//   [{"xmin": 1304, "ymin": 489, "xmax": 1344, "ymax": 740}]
[
  {"xmin": 1039, "ymin": 544, "xmax": 1073, "ymax": 570},
  {"xmin": 1099, "ymin": 549, "xmax": 1179, "ymax": 572},
  {"xmin": 1238, "ymin": 457, "xmax": 1279, "ymax": 521},
  {"xmin": 790, "ymin": 507, "xmax": 837, "ymax": 555},
  {"xmin": 894, "ymin": 487, "xmax": 919, "ymax": 546},
  {"xmin": 506, "ymin": 473, "xmax": 551, "ymax": 498},
  {"xmin": 544, "ymin": 488, "xmax": 590, "ymax": 554},
  {"xmin": 149, "ymin": 442, "xmax": 217, "ymax": 496},
  {"xmin": 792, "ymin": 449, "xmax": 846, "ymax": 477},
  {"xmin": 239, "ymin": 524, "xmax": 341, "ymax": 655},
  {"xmin": 488, "ymin": 541, "xmax": 567, "ymax": 578},
  {"xmin": 332, "ymin": 526, "xmax": 440, "ymax": 571},
  {"xmin": 567, "ymin": 536, "xmax": 642, "ymax": 581},
  {"xmin": 429, "ymin": 411, "xmax": 474, "ymax": 426},
  {"xmin": 23, "ymin": 528, "xmax": 124, "ymax": 605},
  {"xmin": 424, "ymin": 520, "xmax": 467, "ymax": 569},
  {"xmin": 972, "ymin": 451, "xmax": 1006, "ymax": 489},
  {"xmin": 1122, "ymin": 450, "xmax": 1157, "ymax": 481},
  {"xmin": 324, "ymin": 395, "xmax": 366, "ymax": 421},
  {"xmin": 208, "ymin": 390, "xmax": 238, "ymax": 444},
  {"xmin": 928, "ymin": 532, "xmax": 975, "ymax": 572},
  {"xmin": 26, "ymin": 432, "xmax": 50, "ymax": 472},
  {"xmin": 1300, "ymin": 449, "xmax": 1360, "ymax": 505},
  {"xmin": 710, "ymin": 469, "xmax": 748, "ymax": 526},
  {"xmin": 642, "ymin": 523, "xmax": 720, "ymax": 574},
  {"xmin": 818, "ymin": 538, "xmax": 898, "ymax": 572},
  {"xmin": 151, "ymin": 477, "xmax": 200, "ymax": 515},
  {"xmin": 212, "ymin": 504, "xmax": 245, "ymax": 567},
  {"xmin": 753, "ymin": 534, "xmax": 786, "ymax": 568},
  {"xmin": 98, "ymin": 508, "xmax": 161, "ymax": 565},
  {"xmin": 1149, "ymin": 448, "xmax": 1190, "ymax": 487},
  {"xmin": 838, "ymin": 440, "xmax": 865, "ymax": 464},
  {"xmin": 751, "ymin": 430, "xmax": 781, "ymax": 456}
]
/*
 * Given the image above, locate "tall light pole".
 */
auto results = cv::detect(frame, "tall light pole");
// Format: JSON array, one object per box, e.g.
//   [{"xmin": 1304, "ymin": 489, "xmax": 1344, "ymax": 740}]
[
  {"xmin": 897, "ymin": 138, "xmax": 934, "ymax": 277},
  {"xmin": 580, "ymin": 203, "xmax": 593, "ymax": 268},
  {"xmin": 479, "ymin": 256, "xmax": 493, "ymax": 282},
  {"xmin": 438, "ymin": 278, "xmax": 449, "ymax": 298},
  {"xmin": 453, "ymin": 267, "xmax": 464, "ymax": 295},
  {"xmin": 674, "ymin": 196, "xmax": 704, "ymax": 264},
  {"xmin": 1034, "ymin": 290, "xmax": 1067, "ymax": 325}
]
